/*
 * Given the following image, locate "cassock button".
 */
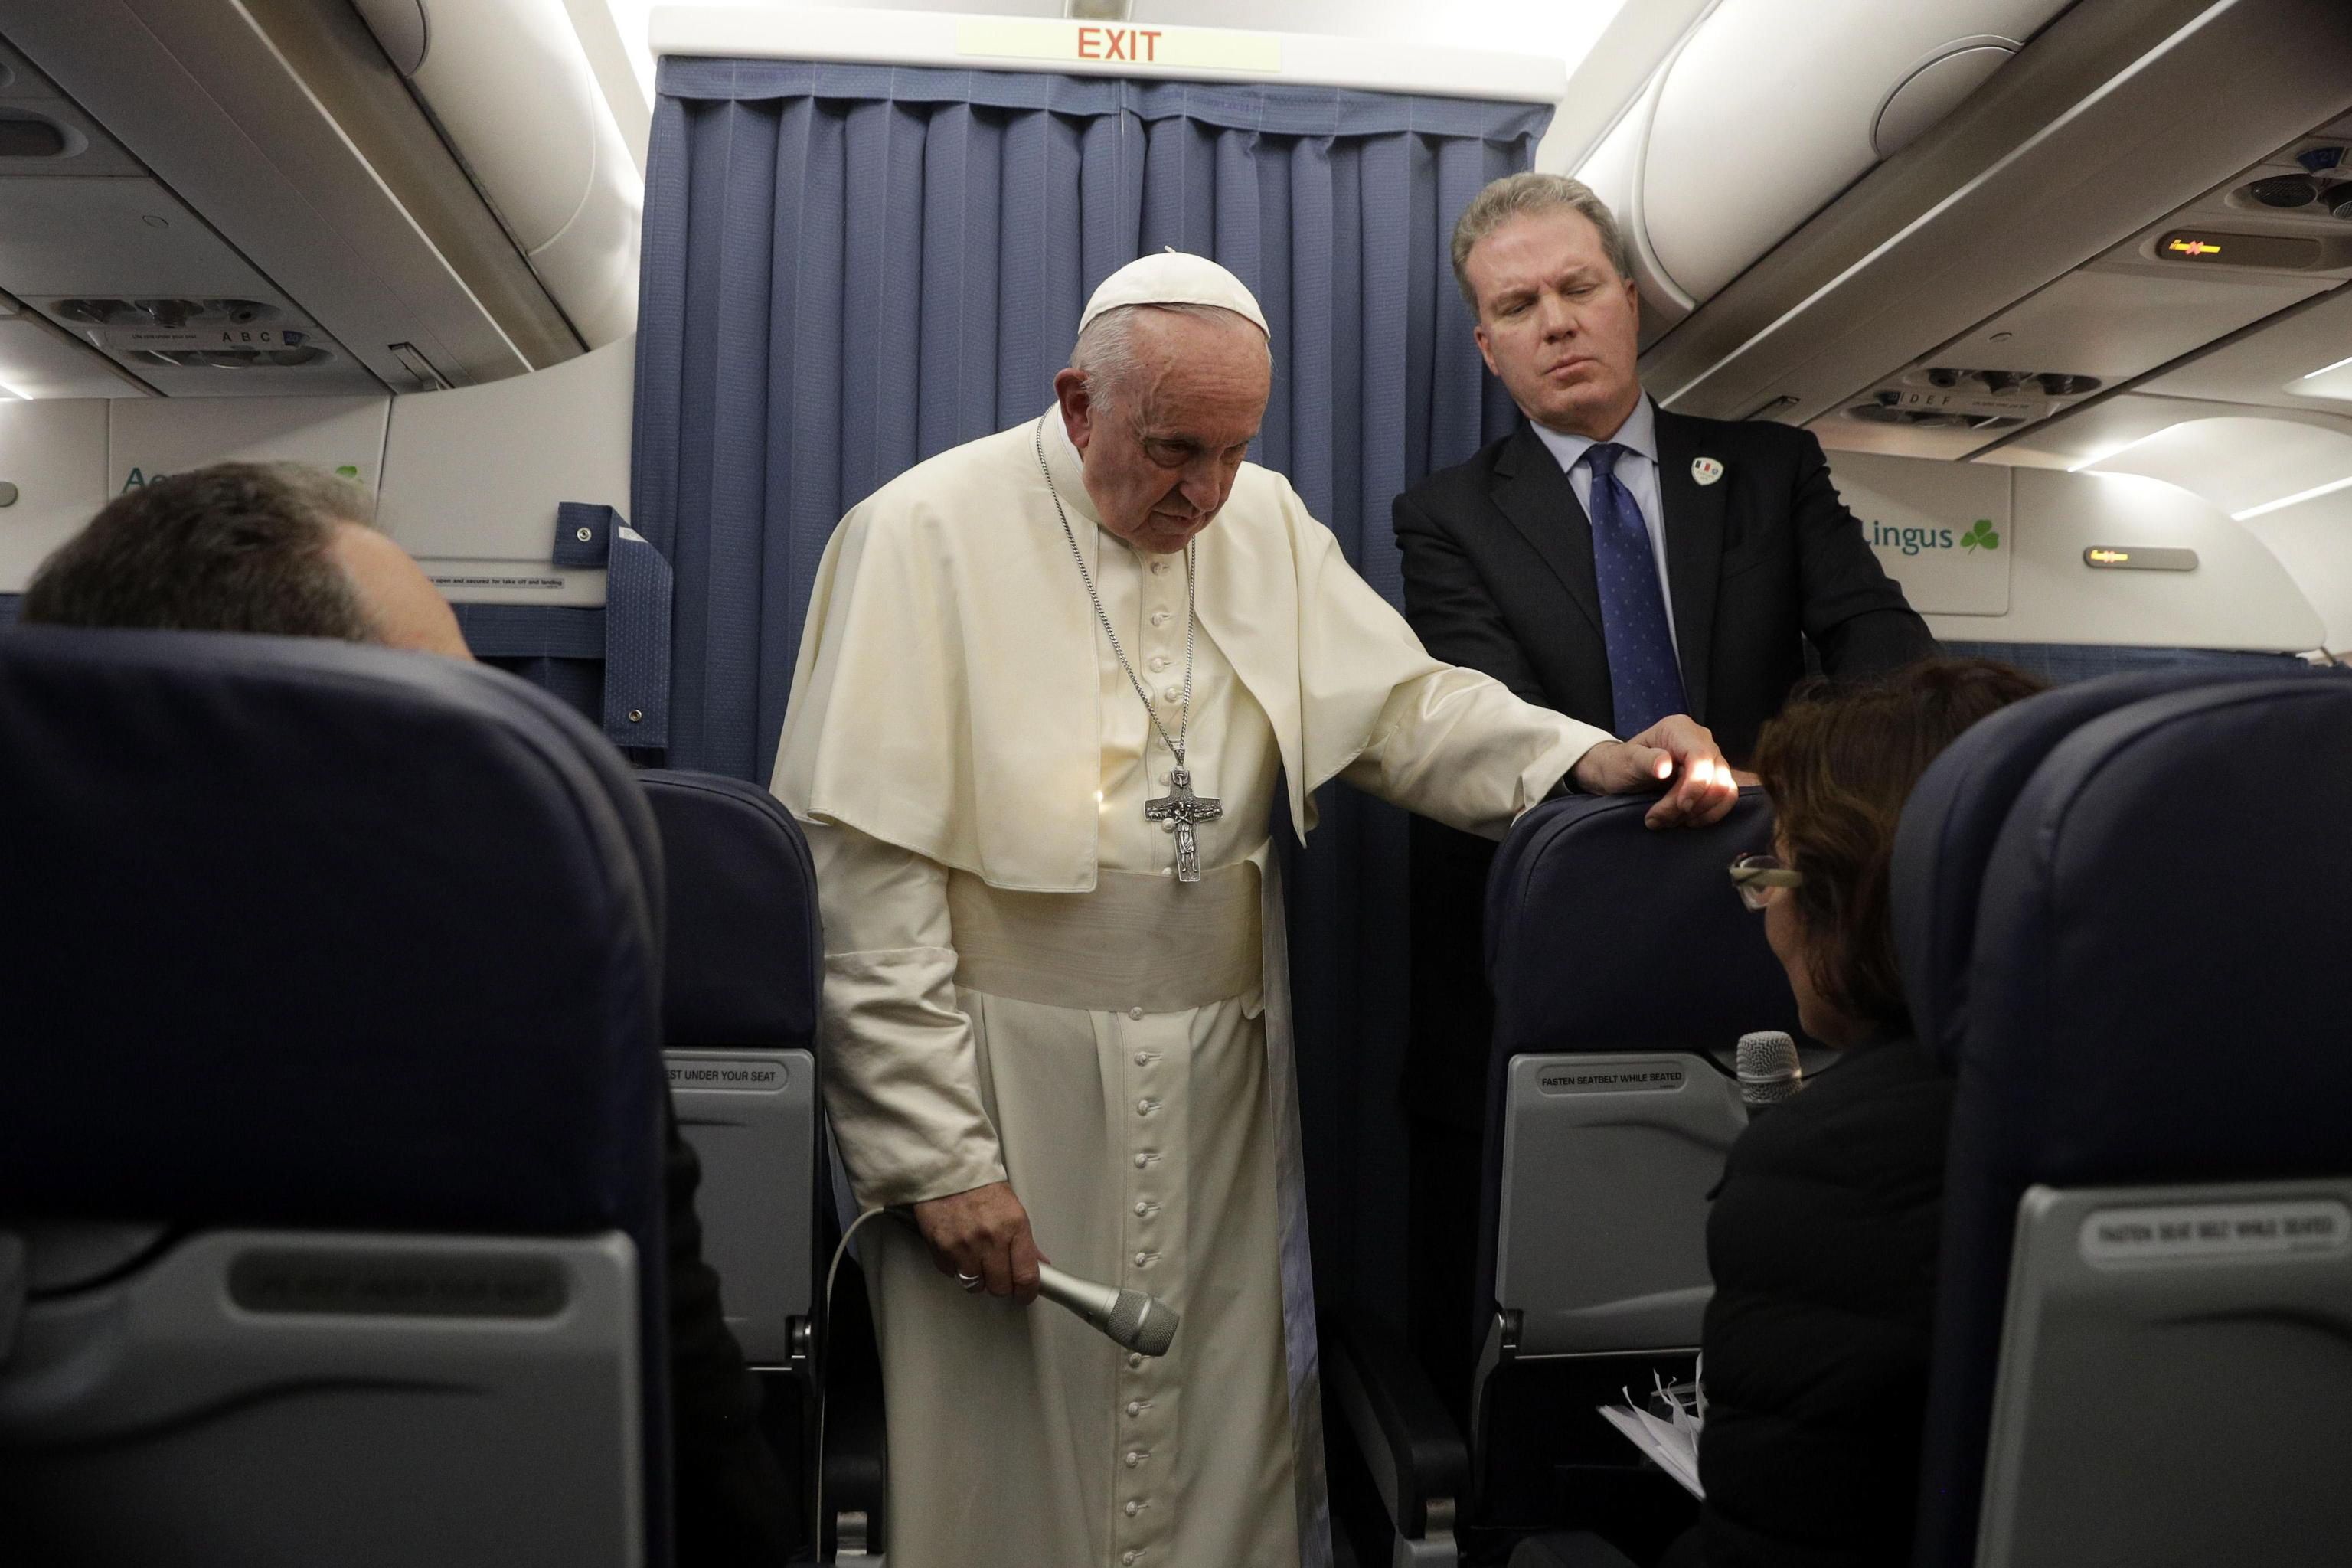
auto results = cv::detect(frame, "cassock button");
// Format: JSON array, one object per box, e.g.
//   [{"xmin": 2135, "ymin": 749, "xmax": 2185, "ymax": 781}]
[
  {"xmin": 1151, "ymin": 560, "xmax": 1168, "ymax": 575},
  {"xmin": 1134, "ymin": 1050, "xmax": 1150, "ymax": 1066},
  {"xmin": 1127, "ymin": 1400, "xmax": 1144, "ymax": 1416},
  {"xmin": 1125, "ymin": 1451, "xmax": 1145, "ymax": 1468},
  {"xmin": 1137, "ymin": 1098, "xmax": 1152, "ymax": 1114},
  {"xmin": 1161, "ymin": 685, "xmax": 1181, "ymax": 703},
  {"xmin": 1125, "ymin": 1499, "xmax": 1142, "ymax": 1516},
  {"xmin": 1134, "ymin": 1154, "xmax": 1149, "ymax": 1168},
  {"xmin": 1128, "ymin": 1006, "xmax": 1144, "ymax": 1021},
  {"xmin": 1151, "ymin": 610, "xmax": 1170, "ymax": 626},
  {"xmin": 1124, "ymin": 1553, "xmax": 1139, "ymax": 1566},
  {"xmin": 1148, "ymin": 655, "xmax": 1170, "ymax": 672},
  {"xmin": 1129, "ymin": 1352, "xmax": 1145, "ymax": 1369},
  {"xmin": 1134, "ymin": 1250, "xmax": 1149, "ymax": 1267},
  {"xmin": 1135, "ymin": 1200, "xmax": 1149, "ymax": 1215}
]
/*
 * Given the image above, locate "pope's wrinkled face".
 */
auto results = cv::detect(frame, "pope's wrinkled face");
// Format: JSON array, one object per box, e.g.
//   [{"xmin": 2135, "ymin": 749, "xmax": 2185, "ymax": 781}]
[
  {"xmin": 1054, "ymin": 309, "xmax": 1270, "ymax": 556},
  {"xmin": 1465, "ymin": 206, "xmax": 1643, "ymax": 441}
]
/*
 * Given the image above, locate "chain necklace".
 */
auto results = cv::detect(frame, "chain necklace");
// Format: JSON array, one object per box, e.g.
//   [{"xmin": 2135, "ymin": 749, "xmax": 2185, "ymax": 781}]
[{"xmin": 1034, "ymin": 419, "xmax": 1224, "ymax": 881}]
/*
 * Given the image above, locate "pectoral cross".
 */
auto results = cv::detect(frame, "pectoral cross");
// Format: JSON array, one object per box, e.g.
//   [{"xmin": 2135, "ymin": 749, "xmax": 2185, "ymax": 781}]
[{"xmin": 1145, "ymin": 766, "xmax": 1223, "ymax": 884}]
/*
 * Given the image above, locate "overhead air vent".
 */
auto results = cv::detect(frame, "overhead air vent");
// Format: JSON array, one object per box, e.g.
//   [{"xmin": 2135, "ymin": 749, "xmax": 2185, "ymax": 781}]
[
  {"xmin": 0, "ymin": 109, "xmax": 69, "ymax": 158},
  {"xmin": 2236, "ymin": 175, "xmax": 2352, "ymax": 217},
  {"xmin": 32, "ymin": 291, "xmax": 357, "ymax": 392},
  {"xmin": 1848, "ymin": 401, "xmax": 2026, "ymax": 432},
  {"xmin": 54, "ymin": 298, "xmax": 282, "ymax": 328},
  {"xmin": 1919, "ymin": 367, "xmax": 2102, "ymax": 397},
  {"xmin": 128, "ymin": 345, "xmax": 332, "ymax": 370}
]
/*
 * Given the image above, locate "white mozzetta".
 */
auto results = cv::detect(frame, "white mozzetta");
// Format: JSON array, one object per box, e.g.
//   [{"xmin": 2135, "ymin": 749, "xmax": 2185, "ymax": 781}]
[
  {"xmin": 648, "ymin": 5, "xmax": 1567, "ymax": 104},
  {"xmin": 376, "ymin": 335, "xmax": 634, "ymax": 606}
]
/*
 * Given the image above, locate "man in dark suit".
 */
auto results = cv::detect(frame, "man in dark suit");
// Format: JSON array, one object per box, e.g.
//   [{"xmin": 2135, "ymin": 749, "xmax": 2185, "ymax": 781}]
[{"xmin": 1392, "ymin": 173, "xmax": 1935, "ymax": 1400}]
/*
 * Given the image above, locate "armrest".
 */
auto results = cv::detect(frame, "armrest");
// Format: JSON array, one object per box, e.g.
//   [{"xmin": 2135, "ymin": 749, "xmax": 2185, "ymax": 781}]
[{"xmin": 1322, "ymin": 1312, "xmax": 1469, "ymax": 1542}]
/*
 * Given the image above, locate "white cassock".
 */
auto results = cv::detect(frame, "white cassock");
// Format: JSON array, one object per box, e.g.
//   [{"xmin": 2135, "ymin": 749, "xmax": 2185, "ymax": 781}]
[{"xmin": 771, "ymin": 402, "xmax": 1612, "ymax": 1567}]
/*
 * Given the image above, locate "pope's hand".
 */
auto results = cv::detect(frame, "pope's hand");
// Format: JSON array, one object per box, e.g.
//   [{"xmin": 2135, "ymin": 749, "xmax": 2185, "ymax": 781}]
[
  {"xmin": 914, "ymin": 1181, "xmax": 1047, "ymax": 1304},
  {"xmin": 1567, "ymin": 714, "xmax": 1741, "ymax": 829}
]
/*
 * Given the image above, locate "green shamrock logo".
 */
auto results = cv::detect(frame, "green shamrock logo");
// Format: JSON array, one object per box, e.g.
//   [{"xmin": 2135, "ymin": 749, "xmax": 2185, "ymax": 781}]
[{"xmin": 1960, "ymin": 518, "xmax": 2001, "ymax": 552}]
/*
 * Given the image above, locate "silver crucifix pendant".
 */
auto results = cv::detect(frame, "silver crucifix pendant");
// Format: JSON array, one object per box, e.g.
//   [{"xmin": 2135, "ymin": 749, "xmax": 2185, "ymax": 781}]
[{"xmin": 1145, "ymin": 766, "xmax": 1224, "ymax": 884}]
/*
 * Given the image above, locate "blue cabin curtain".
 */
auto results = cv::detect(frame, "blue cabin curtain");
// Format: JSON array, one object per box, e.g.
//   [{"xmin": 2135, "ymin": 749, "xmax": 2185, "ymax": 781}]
[{"xmin": 632, "ymin": 57, "xmax": 1544, "ymax": 1311}]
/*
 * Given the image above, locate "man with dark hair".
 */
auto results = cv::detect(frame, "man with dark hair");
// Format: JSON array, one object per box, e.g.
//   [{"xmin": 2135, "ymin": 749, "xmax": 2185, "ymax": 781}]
[
  {"xmin": 24, "ymin": 462, "xmax": 466, "ymax": 655},
  {"xmin": 1392, "ymin": 172, "xmax": 1939, "ymax": 1404},
  {"xmin": 21, "ymin": 462, "xmax": 795, "ymax": 1566}
]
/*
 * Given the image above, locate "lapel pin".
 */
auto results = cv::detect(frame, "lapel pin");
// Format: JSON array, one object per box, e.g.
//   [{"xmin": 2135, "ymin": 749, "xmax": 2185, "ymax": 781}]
[{"xmin": 1692, "ymin": 456, "xmax": 1724, "ymax": 487}]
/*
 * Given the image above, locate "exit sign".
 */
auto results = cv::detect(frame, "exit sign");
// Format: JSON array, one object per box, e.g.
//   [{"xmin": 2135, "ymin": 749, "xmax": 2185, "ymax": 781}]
[{"xmin": 955, "ymin": 18, "xmax": 1282, "ymax": 74}]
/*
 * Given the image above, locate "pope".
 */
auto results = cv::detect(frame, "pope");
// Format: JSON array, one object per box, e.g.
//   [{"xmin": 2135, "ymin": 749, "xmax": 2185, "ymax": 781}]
[{"xmin": 771, "ymin": 252, "xmax": 1736, "ymax": 1568}]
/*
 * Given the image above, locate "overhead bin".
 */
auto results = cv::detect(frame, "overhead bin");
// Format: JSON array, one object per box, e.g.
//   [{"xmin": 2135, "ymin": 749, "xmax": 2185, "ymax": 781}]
[
  {"xmin": 0, "ymin": 0, "xmax": 619, "ymax": 395},
  {"xmin": 351, "ymin": 0, "xmax": 642, "ymax": 348},
  {"xmin": 1577, "ymin": 0, "xmax": 2073, "ymax": 335}
]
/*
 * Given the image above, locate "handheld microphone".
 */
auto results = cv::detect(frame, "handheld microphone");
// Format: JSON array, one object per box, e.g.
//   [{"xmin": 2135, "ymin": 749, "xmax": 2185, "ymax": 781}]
[
  {"xmin": 1037, "ymin": 1263, "xmax": 1181, "ymax": 1357},
  {"xmin": 886, "ymin": 1209, "xmax": 1181, "ymax": 1356},
  {"xmin": 1736, "ymin": 1030, "xmax": 1803, "ymax": 1113}
]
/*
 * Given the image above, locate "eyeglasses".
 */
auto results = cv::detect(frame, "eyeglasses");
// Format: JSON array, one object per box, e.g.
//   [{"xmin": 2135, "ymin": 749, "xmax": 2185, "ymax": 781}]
[{"xmin": 1729, "ymin": 851, "xmax": 1803, "ymax": 913}]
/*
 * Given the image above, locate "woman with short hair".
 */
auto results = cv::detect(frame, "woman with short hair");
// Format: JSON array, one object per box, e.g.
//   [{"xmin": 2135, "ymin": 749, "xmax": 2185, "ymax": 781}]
[{"xmin": 1693, "ymin": 658, "xmax": 2047, "ymax": 1568}]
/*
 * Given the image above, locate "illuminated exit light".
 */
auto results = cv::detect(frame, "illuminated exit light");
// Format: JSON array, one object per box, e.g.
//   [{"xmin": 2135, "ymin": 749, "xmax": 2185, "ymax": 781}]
[{"xmin": 2167, "ymin": 238, "xmax": 2223, "ymax": 257}]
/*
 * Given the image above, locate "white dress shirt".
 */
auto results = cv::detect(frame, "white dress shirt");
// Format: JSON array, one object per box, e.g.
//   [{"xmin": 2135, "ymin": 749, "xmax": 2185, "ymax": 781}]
[{"xmin": 1529, "ymin": 396, "xmax": 1679, "ymax": 653}]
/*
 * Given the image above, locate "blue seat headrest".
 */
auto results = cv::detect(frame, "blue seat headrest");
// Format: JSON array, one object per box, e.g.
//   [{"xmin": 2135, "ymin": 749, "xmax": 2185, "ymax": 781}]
[
  {"xmin": 1485, "ymin": 789, "xmax": 1799, "ymax": 1060},
  {"xmin": 1909, "ymin": 671, "xmax": 2352, "ymax": 1568},
  {"xmin": 0, "ymin": 628, "xmax": 667, "ymax": 1240},
  {"xmin": 635, "ymin": 769, "xmax": 820, "ymax": 1050},
  {"xmin": 1893, "ymin": 669, "xmax": 2278, "ymax": 1073}
]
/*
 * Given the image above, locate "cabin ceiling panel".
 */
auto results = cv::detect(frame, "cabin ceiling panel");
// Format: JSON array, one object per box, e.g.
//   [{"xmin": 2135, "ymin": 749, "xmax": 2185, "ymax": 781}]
[
  {"xmin": 1991, "ymin": 390, "xmax": 2352, "ymax": 471},
  {"xmin": 0, "ymin": 311, "xmax": 147, "ymax": 400},
  {"xmin": 2077, "ymin": 415, "xmax": 2352, "ymax": 518},
  {"xmin": 1936, "ymin": 270, "xmax": 2325, "ymax": 383},
  {"xmin": 0, "ymin": 35, "xmax": 142, "ymax": 178},
  {"xmin": 2136, "ymin": 283, "xmax": 2352, "ymax": 411}
]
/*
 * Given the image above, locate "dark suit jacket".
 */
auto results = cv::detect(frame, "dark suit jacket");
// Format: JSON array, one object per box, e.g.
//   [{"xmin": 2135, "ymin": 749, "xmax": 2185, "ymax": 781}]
[
  {"xmin": 1698, "ymin": 1033, "xmax": 1952, "ymax": 1568},
  {"xmin": 1394, "ymin": 407, "xmax": 1933, "ymax": 763},
  {"xmin": 1393, "ymin": 409, "xmax": 1934, "ymax": 1127}
]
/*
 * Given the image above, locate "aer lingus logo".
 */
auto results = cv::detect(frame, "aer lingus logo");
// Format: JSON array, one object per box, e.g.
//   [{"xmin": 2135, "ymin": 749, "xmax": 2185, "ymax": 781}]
[{"xmin": 1960, "ymin": 518, "xmax": 2001, "ymax": 552}]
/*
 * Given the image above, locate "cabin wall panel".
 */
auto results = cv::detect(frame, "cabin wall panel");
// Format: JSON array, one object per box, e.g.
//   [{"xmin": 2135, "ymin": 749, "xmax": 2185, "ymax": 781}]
[
  {"xmin": 377, "ymin": 335, "xmax": 633, "ymax": 608},
  {"xmin": 0, "ymin": 397, "xmax": 109, "ymax": 593},
  {"xmin": 1825, "ymin": 451, "xmax": 2328, "ymax": 652},
  {"xmin": 2243, "ymin": 494, "xmax": 2352, "ymax": 655}
]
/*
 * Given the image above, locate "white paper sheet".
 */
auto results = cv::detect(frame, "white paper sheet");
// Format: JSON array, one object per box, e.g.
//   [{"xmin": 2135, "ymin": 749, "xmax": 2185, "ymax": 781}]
[{"xmin": 1597, "ymin": 1366, "xmax": 1705, "ymax": 1499}]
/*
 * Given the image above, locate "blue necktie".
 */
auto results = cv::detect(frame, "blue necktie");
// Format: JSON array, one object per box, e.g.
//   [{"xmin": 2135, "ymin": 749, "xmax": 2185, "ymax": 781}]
[{"xmin": 1583, "ymin": 441, "xmax": 1687, "ymax": 737}]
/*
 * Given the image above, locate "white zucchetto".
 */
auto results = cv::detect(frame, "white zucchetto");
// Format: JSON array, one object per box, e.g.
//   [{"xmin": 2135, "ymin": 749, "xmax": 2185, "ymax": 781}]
[{"xmin": 1079, "ymin": 250, "xmax": 1269, "ymax": 336}]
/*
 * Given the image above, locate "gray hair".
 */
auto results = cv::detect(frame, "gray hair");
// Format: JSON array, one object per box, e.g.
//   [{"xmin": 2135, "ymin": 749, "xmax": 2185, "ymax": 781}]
[
  {"xmin": 1450, "ymin": 172, "xmax": 1635, "ymax": 316},
  {"xmin": 22, "ymin": 461, "xmax": 377, "ymax": 642},
  {"xmin": 1069, "ymin": 302, "xmax": 1269, "ymax": 416}
]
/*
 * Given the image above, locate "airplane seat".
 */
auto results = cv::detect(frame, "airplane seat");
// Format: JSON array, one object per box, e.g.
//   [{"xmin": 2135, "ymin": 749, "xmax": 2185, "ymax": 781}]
[
  {"xmin": 1330, "ymin": 789, "xmax": 1794, "ymax": 1564},
  {"xmin": 1894, "ymin": 668, "xmax": 2352, "ymax": 1568},
  {"xmin": 636, "ymin": 769, "xmax": 824, "ymax": 1375},
  {"xmin": 0, "ymin": 628, "xmax": 673, "ymax": 1568}
]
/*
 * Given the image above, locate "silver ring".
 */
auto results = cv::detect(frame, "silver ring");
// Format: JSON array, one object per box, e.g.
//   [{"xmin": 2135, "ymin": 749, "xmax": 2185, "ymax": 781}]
[{"xmin": 956, "ymin": 1272, "xmax": 983, "ymax": 1292}]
